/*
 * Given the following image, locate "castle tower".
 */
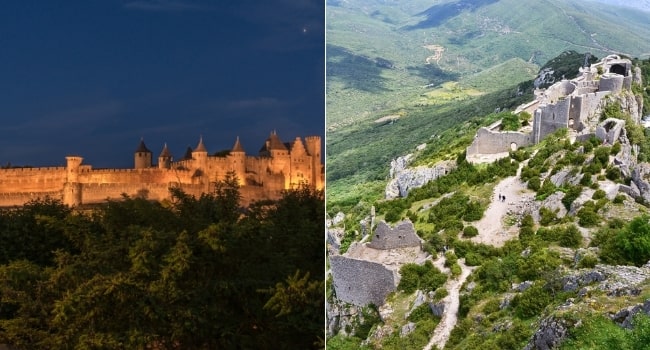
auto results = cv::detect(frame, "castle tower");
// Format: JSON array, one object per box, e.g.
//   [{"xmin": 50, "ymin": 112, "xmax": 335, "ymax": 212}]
[
  {"xmin": 134, "ymin": 138, "xmax": 152, "ymax": 169},
  {"xmin": 304, "ymin": 136, "xmax": 323, "ymax": 189},
  {"xmin": 63, "ymin": 156, "xmax": 83, "ymax": 206},
  {"xmin": 290, "ymin": 137, "xmax": 308, "ymax": 188},
  {"xmin": 192, "ymin": 136, "xmax": 208, "ymax": 171},
  {"xmin": 158, "ymin": 143, "xmax": 172, "ymax": 169},
  {"xmin": 258, "ymin": 131, "xmax": 291, "ymax": 189},
  {"xmin": 230, "ymin": 136, "xmax": 246, "ymax": 185}
]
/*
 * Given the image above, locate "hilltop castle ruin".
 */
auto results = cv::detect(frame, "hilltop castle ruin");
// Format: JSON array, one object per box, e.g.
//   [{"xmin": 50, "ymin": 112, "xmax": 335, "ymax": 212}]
[
  {"xmin": 0, "ymin": 131, "xmax": 323, "ymax": 207},
  {"xmin": 467, "ymin": 55, "xmax": 637, "ymax": 158}
]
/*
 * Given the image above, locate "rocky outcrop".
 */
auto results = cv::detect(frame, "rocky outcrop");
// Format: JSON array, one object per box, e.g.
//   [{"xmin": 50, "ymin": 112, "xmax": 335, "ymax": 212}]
[
  {"xmin": 631, "ymin": 163, "xmax": 650, "ymax": 204},
  {"xmin": 385, "ymin": 156, "xmax": 456, "ymax": 199},
  {"xmin": 610, "ymin": 299, "xmax": 650, "ymax": 329},
  {"xmin": 524, "ymin": 316, "xmax": 571, "ymax": 350},
  {"xmin": 561, "ymin": 270, "xmax": 606, "ymax": 292}
]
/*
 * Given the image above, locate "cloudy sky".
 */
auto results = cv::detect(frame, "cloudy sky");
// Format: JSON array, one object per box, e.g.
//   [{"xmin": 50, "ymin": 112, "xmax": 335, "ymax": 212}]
[{"xmin": 0, "ymin": 0, "xmax": 324, "ymax": 168}]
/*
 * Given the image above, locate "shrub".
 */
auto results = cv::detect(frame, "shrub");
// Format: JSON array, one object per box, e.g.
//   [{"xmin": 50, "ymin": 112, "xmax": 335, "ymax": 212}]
[
  {"xmin": 527, "ymin": 176, "xmax": 541, "ymax": 191},
  {"xmin": 594, "ymin": 146, "xmax": 611, "ymax": 164},
  {"xmin": 606, "ymin": 166, "xmax": 622, "ymax": 182},
  {"xmin": 558, "ymin": 225, "xmax": 582, "ymax": 248},
  {"xmin": 450, "ymin": 263, "xmax": 462, "ymax": 277},
  {"xmin": 462, "ymin": 225, "xmax": 479, "ymax": 238},
  {"xmin": 562, "ymin": 185, "xmax": 583, "ymax": 211},
  {"xmin": 578, "ymin": 254, "xmax": 598, "ymax": 268},
  {"xmin": 464, "ymin": 252, "xmax": 481, "ymax": 266},
  {"xmin": 613, "ymin": 194, "xmax": 626, "ymax": 204},
  {"xmin": 398, "ymin": 261, "xmax": 447, "ymax": 294},
  {"xmin": 444, "ymin": 251, "xmax": 458, "ymax": 267},
  {"xmin": 434, "ymin": 287, "xmax": 448, "ymax": 301},
  {"xmin": 407, "ymin": 303, "xmax": 435, "ymax": 323},
  {"xmin": 539, "ymin": 207, "xmax": 559, "ymax": 226},
  {"xmin": 592, "ymin": 189, "xmax": 606, "ymax": 200},
  {"xmin": 578, "ymin": 205, "xmax": 600, "ymax": 227},
  {"xmin": 580, "ymin": 172, "xmax": 593, "ymax": 186},
  {"xmin": 513, "ymin": 283, "xmax": 552, "ymax": 319}
]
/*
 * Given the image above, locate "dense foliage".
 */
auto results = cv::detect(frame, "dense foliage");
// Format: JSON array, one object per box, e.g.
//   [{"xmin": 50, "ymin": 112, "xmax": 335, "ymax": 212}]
[{"xmin": 0, "ymin": 174, "xmax": 324, "ymax": 349}]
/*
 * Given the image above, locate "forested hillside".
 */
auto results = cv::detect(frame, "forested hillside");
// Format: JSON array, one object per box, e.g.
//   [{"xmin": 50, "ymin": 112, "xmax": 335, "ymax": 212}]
[
  {"xmin": 327, "ymin": 0, "xmax": 650, "ymax": 210},
  {"xmin": 0, "ymin": 174, "xmax": 324, "ymax": 349}
]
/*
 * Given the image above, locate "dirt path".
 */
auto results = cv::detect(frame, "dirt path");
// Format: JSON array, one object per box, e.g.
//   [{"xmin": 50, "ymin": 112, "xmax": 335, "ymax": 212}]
[
  {"xmin": 471, "ymin": 164, "xmax": 534, "ymax": 247},
  {"xmin": 423, "ymin": 259, "xmax": 474, "ymax": 350}
]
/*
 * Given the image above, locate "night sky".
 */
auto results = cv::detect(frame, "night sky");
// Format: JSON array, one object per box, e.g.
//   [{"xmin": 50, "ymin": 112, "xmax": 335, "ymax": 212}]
[{"xmin": 0, "ymin": 0, "xmax": 324, "ymax": 168}]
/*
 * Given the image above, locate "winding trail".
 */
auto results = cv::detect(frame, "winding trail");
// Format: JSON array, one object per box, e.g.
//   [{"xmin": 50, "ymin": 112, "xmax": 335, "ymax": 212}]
[
  {"xmin": 471, "ymin": 163, "xmax": 534, "ymax": 247},
  {"xmin": 423, "ymin": 259, "xmax": 475, "ymax": 350}
]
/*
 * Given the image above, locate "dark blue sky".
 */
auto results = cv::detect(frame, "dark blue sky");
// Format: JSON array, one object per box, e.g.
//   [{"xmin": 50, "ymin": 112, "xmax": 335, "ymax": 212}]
[{"xmin": 0, "ymin": 0, "xmax": 323, "ymax": 168}]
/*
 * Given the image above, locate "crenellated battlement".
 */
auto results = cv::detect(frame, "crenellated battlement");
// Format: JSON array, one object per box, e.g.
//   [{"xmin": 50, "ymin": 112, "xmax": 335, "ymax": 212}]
[
  {"xmin": 0, "ymin": 167, "xmax": 65, "ymax": 173},
  {"xmin": 0, "ymin": 131, "xmax": 323, "ymax": 207}
]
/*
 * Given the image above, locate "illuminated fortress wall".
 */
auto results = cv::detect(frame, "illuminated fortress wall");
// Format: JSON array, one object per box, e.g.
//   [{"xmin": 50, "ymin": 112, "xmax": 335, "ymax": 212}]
[{"xmin": 0, "ymin": 132, "xmax": 323, "ymax": 207}]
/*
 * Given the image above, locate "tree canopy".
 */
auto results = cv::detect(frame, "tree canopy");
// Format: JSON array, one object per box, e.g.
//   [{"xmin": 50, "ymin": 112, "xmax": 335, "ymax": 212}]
[{"xmin": 0, "ymin": 173, "xmax": 324, "ymax": 349}]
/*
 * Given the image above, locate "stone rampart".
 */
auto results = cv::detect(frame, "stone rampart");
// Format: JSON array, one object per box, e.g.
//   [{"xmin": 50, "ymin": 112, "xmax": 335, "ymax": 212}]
[
  {"xmin": 367, "ymin": 220, "xmax": 422, "ymax": 250},
  {"xmin": 79, "ymin": 183, "xmax": 175, "ymax": 203},
  {"xmin": 0, "ymin": 191, "xmax": 62, "ymax": 207},
  {"xmin": 329, "ymin": 255, "xmax": 396, "ymax": 307},
  {"xmin": 0, "ymin": 168, "xmax": 67, "ymax": 193}
]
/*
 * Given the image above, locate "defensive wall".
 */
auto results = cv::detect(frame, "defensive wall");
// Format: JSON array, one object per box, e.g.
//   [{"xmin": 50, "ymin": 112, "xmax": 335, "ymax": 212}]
[{"xmin": 0, "ymin": 132, "xmax": 323, "ymax": 207}]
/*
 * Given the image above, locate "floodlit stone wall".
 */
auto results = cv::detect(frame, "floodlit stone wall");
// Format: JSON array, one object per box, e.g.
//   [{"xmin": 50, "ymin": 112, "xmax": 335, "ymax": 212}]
[{"xmin": 0, "ymin": 134, "xmax": 322, "ymax": 207}]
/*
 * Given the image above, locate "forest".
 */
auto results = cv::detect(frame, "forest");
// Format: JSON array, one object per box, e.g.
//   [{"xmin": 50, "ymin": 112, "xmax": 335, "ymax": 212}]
[{"xmin": 0, "ymin": 173, "xmax": 324, "ymax": 349}]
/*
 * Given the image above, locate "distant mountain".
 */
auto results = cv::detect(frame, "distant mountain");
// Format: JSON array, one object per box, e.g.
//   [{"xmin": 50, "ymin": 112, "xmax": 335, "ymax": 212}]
[{"xmin": 581, "ymin": 0, "xmax": 650, "ymax": 12}]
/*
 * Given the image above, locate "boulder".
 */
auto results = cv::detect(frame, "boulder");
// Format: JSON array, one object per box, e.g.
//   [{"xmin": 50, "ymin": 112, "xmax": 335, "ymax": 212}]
[
  {"xmin": 429, "ymin": 301, "xmax": 445, "ymax": 318},
  {"xmin": 524, "ymin": 316, "xmax": 571, "ymax": 350}
]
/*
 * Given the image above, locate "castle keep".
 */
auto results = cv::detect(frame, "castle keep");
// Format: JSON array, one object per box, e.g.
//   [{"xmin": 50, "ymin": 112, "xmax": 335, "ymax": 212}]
[{"xmin": 0, "ymin": 131, "xmax": 323, "ymax": 207}]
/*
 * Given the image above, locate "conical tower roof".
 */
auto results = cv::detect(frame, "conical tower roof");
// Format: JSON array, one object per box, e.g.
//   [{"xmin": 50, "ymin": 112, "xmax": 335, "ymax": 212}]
[
  {"xmin": 181, "ymin": 146, "xmax": 193, "ymax": 160},
  {"xmin": 194, "ymin": 136, "xmax": 207, "ymax": 152},
  {"xmin": 135, "ymin": 138, "xmax": 151, "ymax": 153},
  {"xmin": 159, "ymin": 143, "xmax": 172, "ymax": 158},
  {"xmin": 267, "ymin": 130, "xmax": 287, "ymax": 151},
  {"xmin": 232, "ymin": 136, "xmax": 245, "ymax": 152}
]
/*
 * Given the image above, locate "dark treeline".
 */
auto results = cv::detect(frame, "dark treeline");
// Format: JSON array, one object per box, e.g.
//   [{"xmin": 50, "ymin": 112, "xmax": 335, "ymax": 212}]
[{"xmin": 0, "ymin": 173, "xmax": 324, "ymax": 349}]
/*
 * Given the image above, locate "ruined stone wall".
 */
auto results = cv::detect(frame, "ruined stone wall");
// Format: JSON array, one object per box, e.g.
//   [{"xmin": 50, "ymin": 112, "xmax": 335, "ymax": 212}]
[
  {"xmin": 575, "ymin": 92, "xmax": 612, "ymax": 130},
  {"xmin": 574, "ymin": 80, "xmax": 599, "ymax": 95},
  {"xmin": 467, "ymin": 127, "xmax": 533, "ymax": 156},
  {"xmin": 600, "ymin": 74, "xmax": 625, "ymax": 93},
  {"xmin": 544, "ymin": 81, "xmax": 576, "ymax": 103},
  {"xmin": 533, "ymin": 98, "xmax": 572, "ymax": 143},
  {"xmin": 329, "ymin": 255, "xmax": 396, "ymax": 307},
  {"xmin": 367, "ymin": 220, "xmax": 422, "ymax": 250}
]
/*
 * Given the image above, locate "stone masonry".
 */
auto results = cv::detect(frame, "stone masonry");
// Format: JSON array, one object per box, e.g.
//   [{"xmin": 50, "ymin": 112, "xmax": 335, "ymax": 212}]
[{"xmin": 0, "ymin": 131, "xmax": 323, "ymax": 207}]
